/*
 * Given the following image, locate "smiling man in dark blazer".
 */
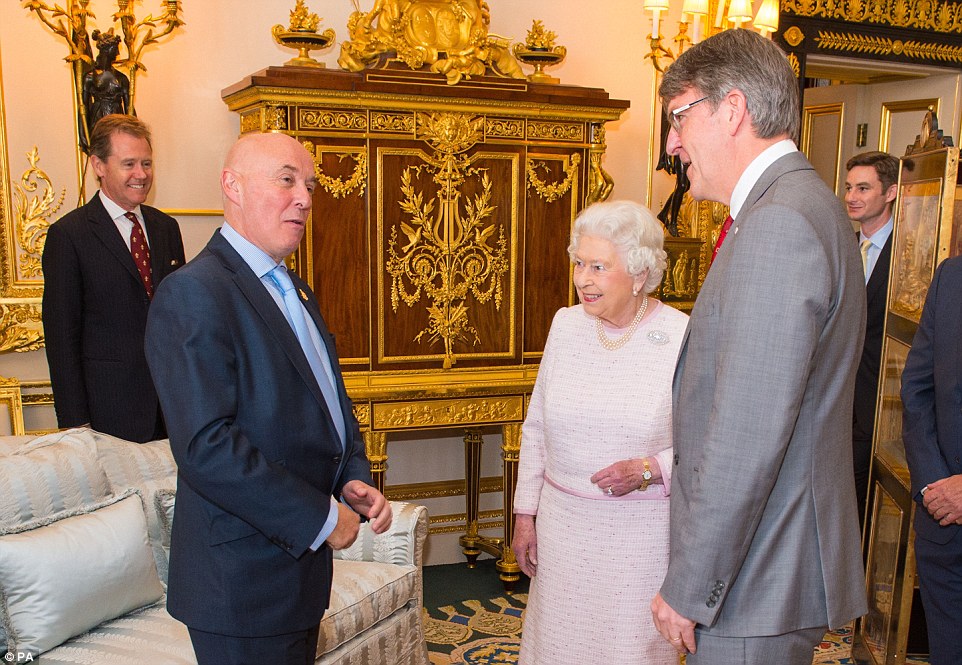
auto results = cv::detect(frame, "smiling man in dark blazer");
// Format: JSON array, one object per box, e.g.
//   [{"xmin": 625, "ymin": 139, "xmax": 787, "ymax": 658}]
[
  {"xmin": 650, "ymin": 30, "xmax": 867, "ymax": 663},
  {"xmin": 901, "ymin": 254, "xmax": 962, "ymax": 665},
  {"xmin": 42, "ymin": 114, "xmax": 184, "ymax": 442},
  {"xmin": 145, "ymin": 132, "xmax": 391, "ymax": 665},
  {"xmin": 844, "ymin": 150, "xmax": 899, "ymax": 531}
]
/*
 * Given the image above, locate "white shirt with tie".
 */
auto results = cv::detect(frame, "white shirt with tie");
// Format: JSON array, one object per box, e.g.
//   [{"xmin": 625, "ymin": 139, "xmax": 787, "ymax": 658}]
[
  {"xmin": 860, "ymin": 216, "xmax": 893, "ymax": 284},
  {"xmin": 99, "ymin": 190, "xmax": 150, "ymax": 250}
]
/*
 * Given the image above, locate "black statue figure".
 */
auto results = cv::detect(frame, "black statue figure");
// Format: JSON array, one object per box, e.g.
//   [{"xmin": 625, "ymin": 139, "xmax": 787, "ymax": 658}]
[
  {"xmin": 656, "ymin": 151, "xmax": 689, "ymax": 238},
  {"xmin": 79, "ymin": 30, "xmax": 131, "ymax": 153}
]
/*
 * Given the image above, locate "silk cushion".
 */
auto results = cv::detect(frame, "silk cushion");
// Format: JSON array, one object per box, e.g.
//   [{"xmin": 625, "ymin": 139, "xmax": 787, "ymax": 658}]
[{"xmin": 0, "ymin": 491, "xmax": 165, "ymax": 655}]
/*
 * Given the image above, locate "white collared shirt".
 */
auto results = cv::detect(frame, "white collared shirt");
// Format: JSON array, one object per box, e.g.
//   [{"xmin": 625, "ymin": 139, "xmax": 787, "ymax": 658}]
[
  {"xmin": 98, "ymin": 191, "xmax": 149, "ymax": 251},
  {"xmin": 860, "ymin": 217, "xmax": 893, "ymax": 284},
  {"xmin": 728, "ymin": 139, "xmax": 798, "ymax": 220}
]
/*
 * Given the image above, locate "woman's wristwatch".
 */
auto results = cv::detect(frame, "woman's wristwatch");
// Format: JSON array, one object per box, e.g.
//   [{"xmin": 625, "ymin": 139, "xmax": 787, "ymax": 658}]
[{"xmin": 639, "ymin": 458, "xmax": 653, "ymax": 491}]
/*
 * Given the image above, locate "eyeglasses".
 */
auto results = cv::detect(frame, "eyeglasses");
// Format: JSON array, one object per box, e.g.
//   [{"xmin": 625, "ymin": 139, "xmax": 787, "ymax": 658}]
[{"xmin": 668, "ymin": 96, "xmax": 709, "ymax": 132}]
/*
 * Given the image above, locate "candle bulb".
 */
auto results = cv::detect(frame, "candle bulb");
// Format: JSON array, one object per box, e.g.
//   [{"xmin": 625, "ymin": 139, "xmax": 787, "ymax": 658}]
[
  {"xmin": 682, "ymin": 0, "xmax": 709, "ymax": 43},
  {"xmin": 644, "ymin": 0, "xmax": 670, "ymax": 38}
]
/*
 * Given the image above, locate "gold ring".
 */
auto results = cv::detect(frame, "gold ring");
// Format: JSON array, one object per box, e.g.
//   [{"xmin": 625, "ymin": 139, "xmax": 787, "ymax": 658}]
[{"xmin": 671, "ymin": 637, "xmax": 682, "ymax": 642}]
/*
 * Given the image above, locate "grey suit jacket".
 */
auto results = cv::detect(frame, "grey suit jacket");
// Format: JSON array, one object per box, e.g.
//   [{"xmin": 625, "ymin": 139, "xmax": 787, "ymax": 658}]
[{"xmin": 662, "ymin": 151, "xmax": 868, "ymax": 635}]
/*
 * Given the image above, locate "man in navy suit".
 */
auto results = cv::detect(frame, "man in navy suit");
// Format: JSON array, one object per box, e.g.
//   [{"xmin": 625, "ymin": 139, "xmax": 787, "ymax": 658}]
[
  {"xmin": 901, "ymin": 254, "xmax": 962, "ymax": 665},
  {"xmin": 145, "ymin": 132, "xmax": 390, "ymax": 665},
  {"xmin": 43, "ymin": 114, "xmax": 184, "ymax": 442},
  {"xmin": 844, "ymin": 150, "xmax": 898, "ymax": 530}
]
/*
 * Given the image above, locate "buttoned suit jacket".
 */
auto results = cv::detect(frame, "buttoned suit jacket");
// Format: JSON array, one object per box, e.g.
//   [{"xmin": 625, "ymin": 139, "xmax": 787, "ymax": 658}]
[
  {"xmin": 144, "ymin": 229, "xmax": 373, "ymax": 637},
  {"xmin": 901, "ymin": 254, "xmax": 962, "ymax": 547},
  {"xmin": 853, "ymin": 234, "xmax": 893, "ymax": 509},
  {"xmin": 42, "ymin": 192, "xmax": 185, "ymax": 442},
  {"xmin": 661, "ymin": 151, "xmax": 868, "ymax": 636}
]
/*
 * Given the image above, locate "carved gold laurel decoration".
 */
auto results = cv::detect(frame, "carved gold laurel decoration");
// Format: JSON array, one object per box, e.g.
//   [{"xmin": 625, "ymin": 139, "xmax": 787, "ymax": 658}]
[
  {"xmin": 485, "ymin": 118, "xmax": 525, "ymax": 139},
  {"xmin": 525, "ymin": 154, "xmax": 580, "ymax": 203},
  {"xmin": 353, "ymin": 403, "xmax": 372, "ymax": 427},
  {"xmin": 526, "ymin": 121, "xmax": 584, "ymax": 142},
  {"xmin": 0, "ymin": 304, "xmax": 44, "ymax": 353},
  {"xmin": 784, "ymin": 0, "xmax": 962, "ymax": 34},
  {"xmin": 265, "ymin": 105, "xmax": 288, "ymax": 130},
  {"xmin": 14, "ymin": 147, "xmax": 64, "ymax": 279},
  {"xmin": 386, "ymin": 113, "xmax": 510, "ymax": 369},
  {"xmin": 240, "ymin": 112, "xmax": 260, "ymax": 134},
  {"xmin": 815, "ymin": 31, "xmax": 962, "ymax": 63},
  {"xmin": 787, "ymin": 52, "xmax": 801, "ymax": 78},
  {"xmin": 373, "ymin": 396, "xmax": 523, "ymax": 428},
  {"xmin": 303, "ymin": 143, "xmax": 368, "ymax": 198},
  {"xmin": 300, "ymin": 109, "xmax": 367, "ymax": 131},
  {"xmin": 371, "ymin": 111, "xmax": 416, "ymax": 134}
]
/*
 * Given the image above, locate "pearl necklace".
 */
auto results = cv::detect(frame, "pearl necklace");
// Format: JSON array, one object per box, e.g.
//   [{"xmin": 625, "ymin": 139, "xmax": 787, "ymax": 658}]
[{"xmin": 596, "ymin": 297, "xmax": 648, "ymax": 351}]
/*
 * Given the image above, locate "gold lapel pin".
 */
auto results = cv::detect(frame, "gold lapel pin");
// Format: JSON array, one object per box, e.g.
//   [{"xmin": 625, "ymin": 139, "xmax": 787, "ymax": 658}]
[{"xmin": 299, "ymin": 289, "xmax": 308, "ymax": 301}]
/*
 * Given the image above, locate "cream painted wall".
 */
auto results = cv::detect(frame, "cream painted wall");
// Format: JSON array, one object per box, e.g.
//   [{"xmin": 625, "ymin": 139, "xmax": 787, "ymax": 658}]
[{"xmin": 0, "ymin": 1, "xmax": 677, "ymax": 564}]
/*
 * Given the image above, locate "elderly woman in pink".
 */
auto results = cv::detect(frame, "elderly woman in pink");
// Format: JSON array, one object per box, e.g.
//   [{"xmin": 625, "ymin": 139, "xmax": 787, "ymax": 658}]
[{"xmin": 512, "ymin": 200, "xmax": 688, "ymax": 664}]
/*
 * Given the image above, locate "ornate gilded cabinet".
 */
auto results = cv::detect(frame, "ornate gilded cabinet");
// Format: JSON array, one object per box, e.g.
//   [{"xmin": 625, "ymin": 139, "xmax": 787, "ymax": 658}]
[
  {"xmin": 853, "ymin": 114, "xmax": 960, "ymax": 665},
  {"xmin": 223, "ymin": 65, "xmax": 628, "ymax": 587}
]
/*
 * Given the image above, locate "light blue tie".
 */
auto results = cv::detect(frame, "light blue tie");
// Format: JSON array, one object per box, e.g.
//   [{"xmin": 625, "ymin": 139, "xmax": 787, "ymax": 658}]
[{"xmin": 267, "ymin": 265, "xmax": 346, "ymax": 446}]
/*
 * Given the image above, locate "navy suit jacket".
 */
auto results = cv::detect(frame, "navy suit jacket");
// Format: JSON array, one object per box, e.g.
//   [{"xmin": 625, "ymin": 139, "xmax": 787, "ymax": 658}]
[
  {"xmin": 902, "ymin": 254, "xmax": 962, "ymax": 546},
  {"xmin": 42, "ymin": 192, "xmax": 184, "ymax": 442},
  {"xmin": 145, "ymin": 229, "xmax": 372, "ymax": 636}
]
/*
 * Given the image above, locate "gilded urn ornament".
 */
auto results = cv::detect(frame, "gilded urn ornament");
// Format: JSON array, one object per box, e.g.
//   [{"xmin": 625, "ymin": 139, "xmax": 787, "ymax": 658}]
[
  {"xmin": 513, "ymin": 20, "xmax": 566, "ymax": 84},
  {"xmin": 272, "ymin": 0, "xmax": 335, "ymax": 68}
]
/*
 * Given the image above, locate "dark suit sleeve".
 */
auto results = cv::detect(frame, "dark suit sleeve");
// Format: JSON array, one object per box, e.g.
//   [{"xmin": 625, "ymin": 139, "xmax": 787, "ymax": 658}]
[
  {"xmin": 42, "ymin": 221, "xmax": 90, "ymax": 427},
  {"xmin": 901, "ymin": 259, "xmax": 951, "ymax": 500},
  {"xmin": 146, "ymin": 270, "xmax": 333, "ymax": 558},
  {"xmin": 339, "ymin": 416, "xmax": 373, "ymax": 492}
]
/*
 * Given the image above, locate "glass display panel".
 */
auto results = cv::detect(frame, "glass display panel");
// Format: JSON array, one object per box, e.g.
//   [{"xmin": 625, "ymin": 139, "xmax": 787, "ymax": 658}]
[
  {"xmin": 862, "ymin": 486, "xmax": 905, "ymax": 664},
  {"xmin": 890, "ymin": 179, "xmax": 943, "ymax": 324}
]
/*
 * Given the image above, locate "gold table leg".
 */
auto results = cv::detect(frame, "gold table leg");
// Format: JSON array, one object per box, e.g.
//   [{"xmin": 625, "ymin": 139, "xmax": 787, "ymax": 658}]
[
  {"xmin": 497, "ymin": 422, "xmax": 522, "ymax": 592},
  {"xmin": 363, "ymin": 430, "xmax": 388, "ymax": 494},
  {"xmin": 459, "ymin": 427, "xmax": 484, "ymax": 567}
]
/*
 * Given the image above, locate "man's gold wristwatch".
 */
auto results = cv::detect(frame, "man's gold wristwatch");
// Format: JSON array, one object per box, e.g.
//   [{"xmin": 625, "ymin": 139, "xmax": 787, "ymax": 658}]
[{"xmin": 639, "ymin": 458, "xmax": 653, "ymax": 491}]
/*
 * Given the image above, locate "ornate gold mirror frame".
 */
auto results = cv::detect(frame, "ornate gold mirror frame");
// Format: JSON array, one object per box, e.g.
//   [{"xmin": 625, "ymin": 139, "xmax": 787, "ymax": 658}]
[{"xmin": 0, "ymin": 56, "xmax": 47, "ymax": 354}]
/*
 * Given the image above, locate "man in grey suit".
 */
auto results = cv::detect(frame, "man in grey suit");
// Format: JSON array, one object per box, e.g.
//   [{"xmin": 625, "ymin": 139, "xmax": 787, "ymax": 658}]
[{"xmin": 650, "ymin": 30, "xmax": 868, "ymax": 663}]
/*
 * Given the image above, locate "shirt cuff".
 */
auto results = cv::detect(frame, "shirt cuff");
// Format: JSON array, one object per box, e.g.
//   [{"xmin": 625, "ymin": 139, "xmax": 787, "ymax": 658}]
[{"xmin": 310, "ymin": 496, "xmax": 340, "ymax": 551}]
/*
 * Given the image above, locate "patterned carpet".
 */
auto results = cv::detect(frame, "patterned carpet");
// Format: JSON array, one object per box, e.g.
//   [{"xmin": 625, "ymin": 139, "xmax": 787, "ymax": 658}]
[{"xmin": 422, "ymin": 561, "xmax": 930, "ymax": 665}]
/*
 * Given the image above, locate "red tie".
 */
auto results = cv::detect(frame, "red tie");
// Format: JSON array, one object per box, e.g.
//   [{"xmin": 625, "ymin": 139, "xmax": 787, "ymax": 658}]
[
  {"xmin": 125, "ymin": 212, "xmax": 154, "ymax": 298},
  {"xmin": 711, "ymin": 215, "xmax": 734, "ymax": 263}
]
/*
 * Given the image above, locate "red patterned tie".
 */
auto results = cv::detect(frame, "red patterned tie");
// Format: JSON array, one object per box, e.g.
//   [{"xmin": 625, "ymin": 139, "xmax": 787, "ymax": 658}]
[
  {"xmin": 711, "ymin": 215, "xmax": 734, "ymax": 263},
  {"xmin": 125, "ymin": 212, "xmax": 154, "ymax": 298}
]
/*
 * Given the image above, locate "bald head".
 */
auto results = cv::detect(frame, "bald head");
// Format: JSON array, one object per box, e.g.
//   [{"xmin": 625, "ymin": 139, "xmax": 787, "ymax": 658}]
[
  {"xmin": 224, "ymin": 132, "xmax": 311, "ymax": 179},
  {"xmin": 220, "ymin": 132, "xmax": 317, "ymax": 263}
]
